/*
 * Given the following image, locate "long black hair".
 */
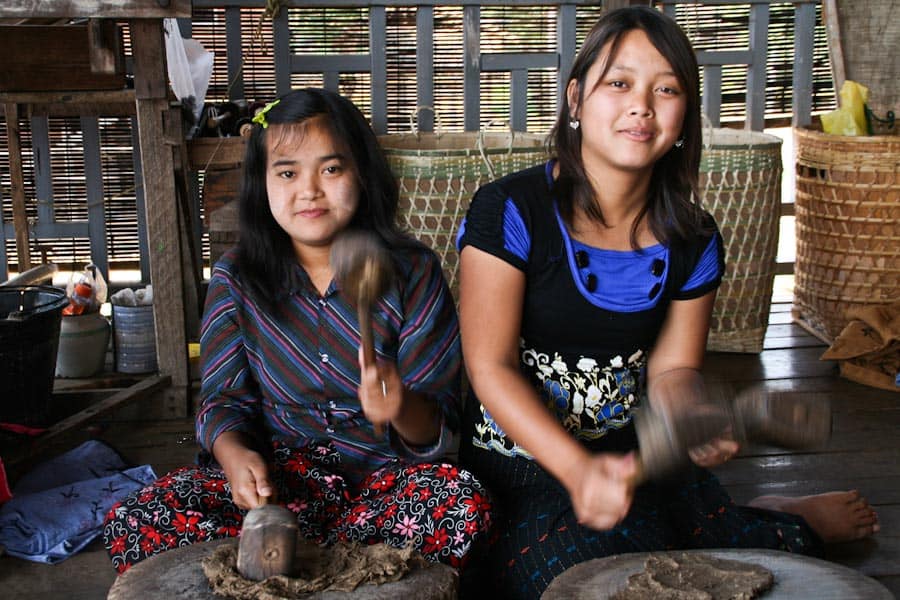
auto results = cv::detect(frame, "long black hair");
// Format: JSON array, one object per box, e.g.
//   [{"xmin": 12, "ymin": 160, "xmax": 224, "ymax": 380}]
[
  {"xmin": 551, "ymin": 6, "xmax": 709, "ymax": 248},
  {"xmin": 237, "ymin": 88, "xmax": 414, "ymax": 308}
]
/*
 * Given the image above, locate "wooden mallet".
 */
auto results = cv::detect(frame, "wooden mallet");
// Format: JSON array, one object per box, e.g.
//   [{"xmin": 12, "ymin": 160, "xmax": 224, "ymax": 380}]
[
  {"xmin": 631, "ymin": 405, "xmax": 732, "ymax": 484},
  {"xmin": 631, "ymin": 386, "xmax": 831, "ymax": 485},
  {"xmin": 236, "ymin": 497, "xmax": 298, "ymax": 581},
  {"xmin": 330, "ymin": 229, "xmax": 395, "ymax": 437}
]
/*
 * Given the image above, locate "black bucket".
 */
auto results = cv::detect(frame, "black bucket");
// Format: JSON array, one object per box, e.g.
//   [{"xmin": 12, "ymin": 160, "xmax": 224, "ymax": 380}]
[{"xmin": 0, "ymin": 285, "xmax": 69, "ymax": 426}]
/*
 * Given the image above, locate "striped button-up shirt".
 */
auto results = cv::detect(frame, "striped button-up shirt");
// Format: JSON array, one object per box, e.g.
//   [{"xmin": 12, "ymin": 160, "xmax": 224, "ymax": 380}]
[{"xmin": 197, "ymin": 246, "xmax": 461, "ymax": 483}]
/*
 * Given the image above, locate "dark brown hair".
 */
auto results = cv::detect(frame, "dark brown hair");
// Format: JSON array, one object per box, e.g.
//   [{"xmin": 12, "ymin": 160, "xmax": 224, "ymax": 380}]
[
  {"xmin": 550, "ymin": 6, "xmax": 708, "ymax": 248},
  {"xmin": 237, "ymin": 88, "xmax": 416, "ymax": 309}
]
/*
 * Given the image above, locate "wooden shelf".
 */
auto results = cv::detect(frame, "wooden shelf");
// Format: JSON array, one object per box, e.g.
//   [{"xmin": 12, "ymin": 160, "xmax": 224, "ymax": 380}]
[
  {"xmin": 0, "ymin": 89, "xmax": 136, "ymax": 117},
  {"xmin": 187, "ymin": 136, "xmax": 247, "ymax": 171},
  {"xmin": 1, "ymin": 375, "xmax": 171, "ymax": 479}
]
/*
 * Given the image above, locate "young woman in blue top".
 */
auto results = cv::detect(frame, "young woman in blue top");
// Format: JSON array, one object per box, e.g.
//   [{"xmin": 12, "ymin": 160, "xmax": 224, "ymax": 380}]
[
  {"xmin": 456, "ymin": 7, "xmax": 878, "ymax": 598},
  {"xmin": 103, "ymin": 88, "xmax": 491, "ymax": 574}
]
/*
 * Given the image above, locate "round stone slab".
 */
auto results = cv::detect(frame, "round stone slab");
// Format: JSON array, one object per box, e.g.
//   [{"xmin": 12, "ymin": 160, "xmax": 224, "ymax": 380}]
[
  {"xmin": 542, "ymin": 548, "xmax": 892, "ymax": 600},
  {"xmin": 108, "ymin": 538, "xmax": 457, "ymax": 600}
]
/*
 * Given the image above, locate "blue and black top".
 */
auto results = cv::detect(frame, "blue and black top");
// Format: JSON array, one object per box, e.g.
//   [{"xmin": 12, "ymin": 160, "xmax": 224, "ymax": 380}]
[{"xmin": 456, "ymin": 161, "xmax": 724, "ymax": 458}]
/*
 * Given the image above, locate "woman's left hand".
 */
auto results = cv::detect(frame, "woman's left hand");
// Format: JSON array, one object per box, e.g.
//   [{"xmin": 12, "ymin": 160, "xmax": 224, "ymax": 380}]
[
  {"xmin": 688, "ymin": 434, "xmax": 740, "ymax": 468},
  {"xmin": 357, "ymin": 349, "xmax": 405, "ymax": 428}
]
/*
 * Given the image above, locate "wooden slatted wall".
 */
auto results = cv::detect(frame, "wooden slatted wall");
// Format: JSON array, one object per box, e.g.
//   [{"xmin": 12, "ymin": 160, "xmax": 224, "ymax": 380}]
[{"xmin": 1, "ymin": 2, "xmax": 834, "ymax": 277}]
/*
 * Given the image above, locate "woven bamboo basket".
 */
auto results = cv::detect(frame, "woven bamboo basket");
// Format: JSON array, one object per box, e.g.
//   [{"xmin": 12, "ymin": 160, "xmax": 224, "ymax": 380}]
[
  {"xmin": 792, "ymin": 126, "xmax": 900, "ymax": 343},
  {"xmin": 379, "ymin": 129, "xmax": 548, "ymax": 300},
  {"xmin": 701, "ymin": 128, "xmax": 783, "ymax": 353}
]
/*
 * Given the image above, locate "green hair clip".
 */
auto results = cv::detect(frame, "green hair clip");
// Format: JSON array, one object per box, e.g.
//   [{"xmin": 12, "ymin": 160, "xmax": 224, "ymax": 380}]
[{"xmin": 252, "ymin": 99, "xmax": 281, "ymax": 129}]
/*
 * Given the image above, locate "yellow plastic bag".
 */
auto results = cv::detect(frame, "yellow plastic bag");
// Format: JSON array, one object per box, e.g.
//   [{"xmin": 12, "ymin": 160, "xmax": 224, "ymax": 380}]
[{"xmin": 821, "ymin": 80, "xmax": 869, "ymax": 136}]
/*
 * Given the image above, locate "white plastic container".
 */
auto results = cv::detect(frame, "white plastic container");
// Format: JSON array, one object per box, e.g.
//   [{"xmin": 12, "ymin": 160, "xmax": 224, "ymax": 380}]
[{"xmin": 56, "ymin": 312, "xmax": 110, "ymax": 378}]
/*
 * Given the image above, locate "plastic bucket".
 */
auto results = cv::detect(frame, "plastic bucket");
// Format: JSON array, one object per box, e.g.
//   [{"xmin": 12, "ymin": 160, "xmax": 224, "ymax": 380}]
[
  {"xmin": 112, "ymin": 304, "xmax": 158, "ymax": 374},
  {"xmin": 56, "ymin": 312, "xmax": 110, "ymax": 378},
  {"xmin": 0, "ymin": 285, "xmax": 69, "ymax": 426}
]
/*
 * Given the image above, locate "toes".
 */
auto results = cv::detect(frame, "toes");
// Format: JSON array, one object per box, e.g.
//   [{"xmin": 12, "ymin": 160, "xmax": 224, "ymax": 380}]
[
  {"xmin": 856, "ymin": 524, "xmax": 877, "ymax": 539},
  {"xmin": 847, "ymin": 500, "xmax": 866, "ymax": 512},
  {"xmin": 849, "ymin": 500, "xmax": 869, "ymax": 514},
  {"xmin": 854, "ymin": 512, "xmax": 878, "ymax": 526}
]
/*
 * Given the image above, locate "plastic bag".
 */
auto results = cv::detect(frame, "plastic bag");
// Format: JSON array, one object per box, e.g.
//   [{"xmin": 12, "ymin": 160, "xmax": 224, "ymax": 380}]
[
  {"xmin": 163, "ymin": 18, "xmax": 214, "ymax": 135},
  {"xmin": 62, "ymin": 264, "xmax": 108, "ymax": 316},
  {"xmin": 821, "ymin": 80, "xmax": 869, "ymax": 136},
  {"xmin": 110, "ymin": 285, "xmax": 153, "ymax": 307}
]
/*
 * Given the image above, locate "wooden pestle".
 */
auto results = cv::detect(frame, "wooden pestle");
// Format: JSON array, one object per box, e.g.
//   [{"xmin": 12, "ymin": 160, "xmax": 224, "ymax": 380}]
[
  {"xmin": 330, "ymin": 230, "xmax": 395, "ymax": 437},
  {"xmin": 236, "ymin": 496, "xmax": 298, "ymax": 581}
]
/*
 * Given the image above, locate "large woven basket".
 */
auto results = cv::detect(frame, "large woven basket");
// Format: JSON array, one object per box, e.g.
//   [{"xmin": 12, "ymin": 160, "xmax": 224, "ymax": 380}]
[
  {"xmin": 793, "ymin": 126, "xmax": 900, "ymax": 343},
  {"xmin": 702, "ymin": 128, "xmax": 783, "ymax": 353},
  {"xmin": 379, "ymin": 129, "xmax": 548, "ymax": 300}
]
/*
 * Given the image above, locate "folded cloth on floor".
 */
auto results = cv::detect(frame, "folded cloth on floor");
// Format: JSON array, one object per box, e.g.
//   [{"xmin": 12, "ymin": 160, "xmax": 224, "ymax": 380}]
[
  {"xmin": 13, "ymin": 439, "xmax": 131, "ymax": 495},
  {"xmin": 822, "ymin": 300, "xmax": 900, "ymax": 393},
  {"xmin": 0, "ymin": 440, "xmax": 156, "ymax": 563}
]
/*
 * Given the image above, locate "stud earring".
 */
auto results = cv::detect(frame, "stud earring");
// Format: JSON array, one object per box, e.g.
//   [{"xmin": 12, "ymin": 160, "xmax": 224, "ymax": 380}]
[
  {"xmin": 569, "ymin": 118, "xmax": 580, "ymax": 131},
  {"xmin": 674, "ymin": 137, "xmax": 685, "ymax": 148}
]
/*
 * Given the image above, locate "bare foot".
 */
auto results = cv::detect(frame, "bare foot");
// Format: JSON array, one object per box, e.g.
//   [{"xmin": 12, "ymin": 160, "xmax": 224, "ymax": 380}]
[{"xmin": 747, "ymin": 490, "xmax": 880, "ymax": 543}]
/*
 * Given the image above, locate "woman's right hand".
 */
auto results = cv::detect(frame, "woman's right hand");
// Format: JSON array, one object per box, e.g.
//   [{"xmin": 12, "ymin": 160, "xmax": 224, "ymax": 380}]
[
  {"xmin": 564, "ymin": 452, "xmax": 638, "ymax": 531},
  {"xmin": 212, "ymin": 431, "xmax": 275, "ymax": 510}
]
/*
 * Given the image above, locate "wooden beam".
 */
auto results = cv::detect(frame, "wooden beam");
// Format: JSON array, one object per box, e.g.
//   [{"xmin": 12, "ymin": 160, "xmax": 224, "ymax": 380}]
[
  {"xmin": 822, "ymin": 0, "xmax": 846, "ymax": 96},
  {"xmin": 0, "ymin": 25, "xmax": 126, "ymax": 92},
  {"xmin": 130, "ymin": 18, "xmax": 190, "ymax": 415},
  {"xmin": 0, "ymin": 89, "xmax": 135, "ymax": 117},
  {"xmin": 791, "ymin": 2, "xmax": 816, "ymax": 127},
  {"xmin": 187, "ymin": 137, "xmax": 247, "ymax": 170},
  {"xmin": 40, "ymin": 376, "xmax": 171, "ymax": 445},
  {"xmin": 3, "ymin": 102, "xmax": 32, "ymax": 271},
  {"xmin": 3, "ymin": 375, "xmax": 171, "ymax": 477},
  {"xmin": 0, "ymin": 0, "xmax": 190, "ymax": 19},
  {"xmin": 130, "ymin": 22, "xmax": 169, "ymax": 101},
  {"xmin": 166, "ymin": 106, "xmax": 203, "ymax": 348}
]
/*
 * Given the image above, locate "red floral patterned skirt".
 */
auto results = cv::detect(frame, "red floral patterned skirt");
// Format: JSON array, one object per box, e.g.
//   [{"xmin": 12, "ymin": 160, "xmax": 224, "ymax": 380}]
[{"xmin": 102, "ymin": 442, "xmax": 492, "ymax": 574}]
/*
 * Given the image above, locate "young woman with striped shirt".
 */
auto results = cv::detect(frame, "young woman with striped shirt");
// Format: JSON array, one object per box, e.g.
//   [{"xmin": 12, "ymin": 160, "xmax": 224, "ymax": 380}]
[{"xmin": 103, "ymin": 88, "xmax": 492, "ymax": 574}]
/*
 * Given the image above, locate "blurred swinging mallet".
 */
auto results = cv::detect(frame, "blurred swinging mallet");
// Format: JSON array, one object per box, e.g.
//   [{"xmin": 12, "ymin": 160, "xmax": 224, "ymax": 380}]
[
  {"xmin": 330, "ymin": 230, "xmax": 395, "ymax": 437},
  {"xmin": 628, "ymin": 387, "xmax": 831, "ymax": 487},
  {"xmin": 236, "ymin": 495, "xmax": 298, "ymax": 581},
  {"xmin": 628, "ymin": 407, "xmax": 732, "ymax": 486}
]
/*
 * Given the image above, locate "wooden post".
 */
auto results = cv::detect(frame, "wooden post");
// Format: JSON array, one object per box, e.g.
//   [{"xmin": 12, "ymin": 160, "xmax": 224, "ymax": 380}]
[
  {"xmin": 822, "ymin": 0, "xmax": 846, "ymax": 97},
  {"xmin": 164, "ymin": 107, "xmax": 202, "ymax": 344},
  {"xmin": 129, "ymin": 18, "xmax": 190, "ymax": 416},
  {"xmin": 3, "ymin": 102, "xmax": 32, "ymax": 272}
]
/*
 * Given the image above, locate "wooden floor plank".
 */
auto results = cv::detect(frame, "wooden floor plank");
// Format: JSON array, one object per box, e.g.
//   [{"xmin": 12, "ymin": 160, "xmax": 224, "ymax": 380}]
[
  {"xmin": 767, "ymin": 311, "xmax": 796, "ymax": 325},
  {"xmin": 826, "ymin": 531, "xmax": 900, "ymax": 578},
  {"xmin": 704, "ymin": 347, "xmax": 839, "ymax": 381},
  {"xmin": 715, "ymin": 449, "xmax": 900, "ymax": 486},
  {"xmin": 763, "ymin": 322, "xmax": 827, "ymax": 350},
  {"xmin": 769, "ymin": 302, "xmax": 793, "ymax": 314},
  {"xmin": 765, "ymin": 322, "xmax": 821, "ymax": 339},
  {"xmin": 742, "ymin": 375, "xmax": 898, "ymax": 399},
  {"xmin": 763, "ymin": 336, "xmax": 826, "ymax": 351},
  {"xmin": 725, "ymin": 478, "xmax": 900, "ymax": 506}
]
